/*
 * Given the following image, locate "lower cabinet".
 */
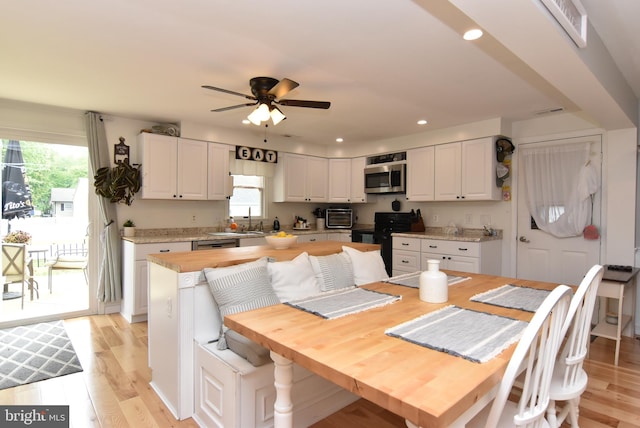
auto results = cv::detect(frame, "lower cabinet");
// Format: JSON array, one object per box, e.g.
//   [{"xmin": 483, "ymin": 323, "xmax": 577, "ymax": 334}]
[
  {"xmin": 392, "ymin": 236, "xmax": 501, "ymax": 277},
  {"xmin": 122, "ymin": 240, "xmax": 191, "ymax": 323},
  {"xmin": 296, "ymin": 233, "xmax": 327, "ymax": 243}
]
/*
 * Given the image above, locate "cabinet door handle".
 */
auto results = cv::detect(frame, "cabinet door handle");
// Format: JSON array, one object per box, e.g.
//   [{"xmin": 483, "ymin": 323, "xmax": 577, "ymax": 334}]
[
  {"xmin": 458, "ymin": 248, "xmax": 468, "ymax": 251},
  {"xmin": 402, "ymin": 242, "xmax": 409, "ymax": 246},
  {"xmin": 160, "ymin": 249, "xmax": 170, "ymax": 252},
  {"xmin": 429, "ymin": 245, "xmax": 437, "ymax": 248},
  {"xmin": 402, "ymin": 260, "xmax": 409, "ymax": 263}
]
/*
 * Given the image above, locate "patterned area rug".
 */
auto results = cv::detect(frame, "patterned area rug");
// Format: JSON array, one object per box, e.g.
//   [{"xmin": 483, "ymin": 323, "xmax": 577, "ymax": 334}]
[{"xmin": 0, "ymin": 320, "xmax": 83, "ymax": 390}]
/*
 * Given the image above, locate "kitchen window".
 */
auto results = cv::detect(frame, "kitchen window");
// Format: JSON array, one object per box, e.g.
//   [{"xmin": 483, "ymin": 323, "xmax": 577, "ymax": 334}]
[{"xmin": 229, "ymin": 175, "xmax": 264, "ymax": 218}]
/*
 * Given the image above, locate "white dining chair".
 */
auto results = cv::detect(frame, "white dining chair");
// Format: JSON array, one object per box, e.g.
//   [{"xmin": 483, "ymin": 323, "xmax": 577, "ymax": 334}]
[
  {"xmin": 546, "ymin": 264, "xmax": 604, "ymax": 427},
  {"xmin": 460, "ymin": 284, "xmax": 573, "ymax": 428}
]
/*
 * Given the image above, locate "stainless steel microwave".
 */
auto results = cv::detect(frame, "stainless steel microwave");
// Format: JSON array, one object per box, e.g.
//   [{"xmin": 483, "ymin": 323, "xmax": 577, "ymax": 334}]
[
  {"xmin": 325, "ymin": 208, "xmax": 353, "ymax": 229},
  {"xmin": 364, "ymin": 162, "xmax": 406, "ymax": 194}
]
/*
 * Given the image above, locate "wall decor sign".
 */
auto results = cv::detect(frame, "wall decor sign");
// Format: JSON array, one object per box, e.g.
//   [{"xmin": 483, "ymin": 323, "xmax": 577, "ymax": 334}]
[{"xmin": 236, "ymin": 146, "xmax": 278, "ymax": 163}]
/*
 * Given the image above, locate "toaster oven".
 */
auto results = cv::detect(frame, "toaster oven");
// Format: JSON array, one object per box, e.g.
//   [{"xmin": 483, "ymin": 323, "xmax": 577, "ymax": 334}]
[{"xmin": 325, "ymin": 208, "xmax": 353, "ymax": 229}]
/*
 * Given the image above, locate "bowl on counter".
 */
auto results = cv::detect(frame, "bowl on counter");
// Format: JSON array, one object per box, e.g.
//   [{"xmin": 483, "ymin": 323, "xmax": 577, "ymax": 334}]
[{"xmin": 265, "ymin": 234, "xmax": 298, "ymax": 250}]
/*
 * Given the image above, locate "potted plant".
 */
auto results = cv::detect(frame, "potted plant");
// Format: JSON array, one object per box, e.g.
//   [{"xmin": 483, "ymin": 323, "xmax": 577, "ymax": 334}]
[
  {"xmin": 94, "ymin": 162, "xmax": 142, "ymax": 206},
  {"xmin": 123, "ymin": 220, "xmax": 136, "ymax": 237},
  {"xmin": 3, "ymin": 230, "xmax": 32, "ymax": 244}
]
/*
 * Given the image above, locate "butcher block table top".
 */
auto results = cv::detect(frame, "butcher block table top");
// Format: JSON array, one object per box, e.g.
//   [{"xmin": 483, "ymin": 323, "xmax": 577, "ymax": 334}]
[
  {"xmin": 226, "ymin": 272, "xmax": 560, "ymax": 428},
  {"xmin": 146, "ymin": 241, "xmax": 380, "ymax": 273}
]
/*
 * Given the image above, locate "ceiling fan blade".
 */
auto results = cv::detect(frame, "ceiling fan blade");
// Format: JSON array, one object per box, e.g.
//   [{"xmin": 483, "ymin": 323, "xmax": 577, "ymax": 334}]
[
  {"xmin": 211, "ymin": 102, "xmax": 257, "ymax": 112},
  {"xmin": 202, "ymin": 85, "xmax": 256, "ymax": 101},
  {"xmin": 277, "ymin": 99, "xmax": 331, "ymax": 109},
  {"xmin": 268, "ymin": 78, "xmax": 299, "ymax": 99}
]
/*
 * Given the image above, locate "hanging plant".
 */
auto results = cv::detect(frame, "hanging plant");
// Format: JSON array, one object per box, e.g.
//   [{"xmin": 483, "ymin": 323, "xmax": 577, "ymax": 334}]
[{"xmin": 94, "ymin": 162, "xmax": 142, "ymax": 205}]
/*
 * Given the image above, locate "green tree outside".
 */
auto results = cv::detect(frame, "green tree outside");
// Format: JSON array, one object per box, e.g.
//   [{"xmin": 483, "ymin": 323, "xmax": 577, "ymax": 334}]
[{"xmin": 1, "ymin": 139, "xmax": 88, "ymax": 215}]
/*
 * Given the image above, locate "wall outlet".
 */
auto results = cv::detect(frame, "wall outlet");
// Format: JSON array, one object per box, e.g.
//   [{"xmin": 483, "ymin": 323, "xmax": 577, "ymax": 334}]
[
  {"xmin": 191, "ymin": 214, "xmax": 197, "ymax": 223},
  {"xmin": 432, "ymin": 215, "xmax": 440, "ymax": 223},
  {"xmin": 464, "ymin": 213, "xmax": 473, "ymax": 224}
]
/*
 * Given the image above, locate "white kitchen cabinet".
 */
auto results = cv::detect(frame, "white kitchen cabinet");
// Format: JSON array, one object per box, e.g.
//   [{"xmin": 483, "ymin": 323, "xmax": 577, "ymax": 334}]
[
  {"xmin": 391, "ymin": 235, "xmax": 501, "ymax": 277},
  {"xmin": 273, "ymin": 153, "xmax": 328, "ymax": 202},
  {"xmin": 122, "ymin": 240, "xmax": 191, "ymax": 323},
  {"xmin": 328, "ymin": 158, "xmax": 351, "ymax": 202},
  {"xmin": 138, "ymin": 133, "xmax": 208, "ymax": 200},
  {"xmin": 406, "ymin": 146, "xmax": 435, "ymax": 201},
  {"xmin": 392, "ymin": 237, "xmax": 421, "ymax": 275},
  {"xmin": 327, "ymin": 157, "xmax": 368, "ymax": 203},
  {"xmin": 349, "ymin": 157, "xmax": 368, "ymax": 203},
  {"xmin": 296, "ymin": 233, "xmax": 327, "ymax": 243},
  {"xmin": 420, "ymin": 239, "xmax": 501, "ymax": 275},
  {"xmin": 207, "ymin": 142, "xmax": 232, "ymax": 200},
  {"xmin": 434, "ymin": 137, "xmax": 501, "ymax": 201}
]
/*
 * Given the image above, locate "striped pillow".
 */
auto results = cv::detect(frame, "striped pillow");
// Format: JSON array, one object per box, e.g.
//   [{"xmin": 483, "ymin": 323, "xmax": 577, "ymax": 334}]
[
  {"xmin": 309, "ymin": 252, "xmax": 354, "ymax": 292},
  {"xmin": 203, "ymin": 257, "xmax": 280, "ymax": 350}
]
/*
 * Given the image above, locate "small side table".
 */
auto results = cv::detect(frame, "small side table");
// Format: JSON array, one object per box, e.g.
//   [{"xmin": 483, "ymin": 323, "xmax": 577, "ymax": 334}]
[{"xmin": 591, "ymin": 266, "xmax": 638, "ymax": 365}]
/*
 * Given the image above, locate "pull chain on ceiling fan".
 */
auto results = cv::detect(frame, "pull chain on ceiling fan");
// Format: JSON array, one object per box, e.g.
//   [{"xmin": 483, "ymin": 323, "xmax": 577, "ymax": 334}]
[{"xmin": 202, "ymin": 77, "xmax": 330, "ymax": 126}]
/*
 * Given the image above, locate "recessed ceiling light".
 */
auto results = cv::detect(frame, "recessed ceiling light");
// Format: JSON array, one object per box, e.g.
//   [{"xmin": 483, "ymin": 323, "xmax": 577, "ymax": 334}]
[
  {"xmin": 336, "ymin": 137, "xmax": 344, "ymax": 143},
  {"xmin": 417, "ymin": 120, "xmax": 428, "ymax": 125},
  {"xmin": 242, "ymin": 119, "xmax": 250, "ymax": 125},
  {"xmin": 463, "ymin": 28, "xmax": 483, "ymax": 41}
]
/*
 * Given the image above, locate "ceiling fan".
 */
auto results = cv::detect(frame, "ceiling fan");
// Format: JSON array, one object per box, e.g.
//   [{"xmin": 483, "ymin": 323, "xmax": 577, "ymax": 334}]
[{"xmin": 202, "ymin": 77, "xmax": 330, "ymax": 126}]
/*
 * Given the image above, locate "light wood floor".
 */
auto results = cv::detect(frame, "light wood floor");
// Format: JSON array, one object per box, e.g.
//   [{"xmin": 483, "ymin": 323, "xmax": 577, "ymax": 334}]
[{"xmin": 1, "ymin": 314, "xmax": 638, "ymax": 428}]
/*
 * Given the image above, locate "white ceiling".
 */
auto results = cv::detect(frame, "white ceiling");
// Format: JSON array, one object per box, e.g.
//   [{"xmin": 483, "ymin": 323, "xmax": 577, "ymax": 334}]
[{"xmin": 1, "ymin": 0, "xmax": 638, "ymax": 147}]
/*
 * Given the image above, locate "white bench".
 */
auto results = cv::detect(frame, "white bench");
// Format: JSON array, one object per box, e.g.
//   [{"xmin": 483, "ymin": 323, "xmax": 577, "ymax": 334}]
[{"xmin": 191, "ymin": 283, "xmax": 357, "ymax": 428}]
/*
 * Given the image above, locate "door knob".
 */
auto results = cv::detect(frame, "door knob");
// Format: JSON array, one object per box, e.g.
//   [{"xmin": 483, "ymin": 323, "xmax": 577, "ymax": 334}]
[{"xmin": 519, "ymin": 236, "xmax": 530, "ymax": 243}]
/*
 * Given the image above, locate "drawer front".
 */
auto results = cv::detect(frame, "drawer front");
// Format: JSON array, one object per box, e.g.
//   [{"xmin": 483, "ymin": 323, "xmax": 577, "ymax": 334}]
[
  {"xmin": 135, "ymin": 242, "xmax": 191, "ymax": 260},
  {"xmin": 393, "ymin": 250, "xmax": 420, "ymax": 272},
  {"xmin": 421, "ymin": 240, "xmax": 480, "ymax": 257},
  {"xmin": 393, "ymin": 237, "xmax": 421, "ymax": 252}
]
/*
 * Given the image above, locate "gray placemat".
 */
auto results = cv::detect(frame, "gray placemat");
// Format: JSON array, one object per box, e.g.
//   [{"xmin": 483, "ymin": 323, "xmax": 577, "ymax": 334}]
[
  {"xmin": 385, "ymin": 271, "xmax": 470, "ymax": 288},
  {"xmin": 285, "ymin": 287, "xmax": 401, "ymax": 319},
  {"xmin": 470, "ymin": 284, "xmax": 551, "ymax": 313},
  {"xmin": 385, "ymin": 305, "xmax": 528, "ymax": 363}
]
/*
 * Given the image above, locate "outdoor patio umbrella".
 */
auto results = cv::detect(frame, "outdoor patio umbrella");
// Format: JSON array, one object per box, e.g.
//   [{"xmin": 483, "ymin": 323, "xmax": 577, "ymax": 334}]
[{"xmin": 2, "ymin": 140, "xmax": 33, "ymax": 223}]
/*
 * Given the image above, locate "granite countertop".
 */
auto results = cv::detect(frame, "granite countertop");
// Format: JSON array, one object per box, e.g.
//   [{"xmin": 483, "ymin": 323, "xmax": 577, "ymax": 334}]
[
  {"xmin": 121, "ymin": 226, "xmax": 354, "ymax": 244},
  {"xmin": 392, "ymin": 227, "xmax": 503, "ymax": 242}
]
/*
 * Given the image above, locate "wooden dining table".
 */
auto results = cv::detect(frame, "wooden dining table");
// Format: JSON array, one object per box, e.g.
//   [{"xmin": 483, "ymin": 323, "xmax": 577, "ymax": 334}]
[{"xmin": 225, "ymin": 271, "xmax": 561, "ymax": 428}]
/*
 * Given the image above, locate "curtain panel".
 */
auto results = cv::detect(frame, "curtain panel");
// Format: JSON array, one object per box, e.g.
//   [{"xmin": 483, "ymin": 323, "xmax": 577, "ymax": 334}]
[
  {"xmin": 84, "ymin": 112, "xmax": 122, "ymax": 303},
  {"xmin": 521, "ymin": 142, "xmax": 599, "ymax": 238}
]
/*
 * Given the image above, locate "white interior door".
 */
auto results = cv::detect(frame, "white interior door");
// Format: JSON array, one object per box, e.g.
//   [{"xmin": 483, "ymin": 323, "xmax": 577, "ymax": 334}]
[{"xmin": 516, "ymin": 136, "xmax": 602, "ymax": 286}]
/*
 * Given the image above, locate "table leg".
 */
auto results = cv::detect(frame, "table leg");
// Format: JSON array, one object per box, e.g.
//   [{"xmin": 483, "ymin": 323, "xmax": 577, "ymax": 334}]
[{"xmin": 271, "ymin": 351, "xmax": 293, "ymax": 428}]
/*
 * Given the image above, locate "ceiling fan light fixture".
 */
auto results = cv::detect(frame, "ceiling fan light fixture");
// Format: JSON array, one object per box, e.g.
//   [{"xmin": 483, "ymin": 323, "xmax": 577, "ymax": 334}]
[
  {"xmin": 270, "ymin": 106, "xmax": 286, "ymax": 125},
  {"xmin": 247, "ymin": 103, "xmax": 271, "ymax": 125}
]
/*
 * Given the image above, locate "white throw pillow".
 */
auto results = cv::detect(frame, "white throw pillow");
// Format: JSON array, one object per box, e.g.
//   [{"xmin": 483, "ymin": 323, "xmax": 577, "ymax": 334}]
[
  {"xmin": 268, "ymin": 252, "xmax": 321, "ymax": 302},
  {"xmin": 342, "ymin": 246, "xmax": 389, "ymax": 285},
  {"xmin": 203, "ymin": 257, "xmax": 280, "ymax": 350},
  {"xmin": 309, "ymin": 252, "xmax": 354, "ymax": 292}
]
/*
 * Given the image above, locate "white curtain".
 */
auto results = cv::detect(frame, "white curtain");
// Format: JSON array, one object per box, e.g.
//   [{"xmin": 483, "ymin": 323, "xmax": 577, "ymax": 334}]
[
  {"xmin": 521, "ymin": 142, "xmax": 599, "ymax": 238},
  {"xmin": 84, "ymin": 112, "xmax": 122, "ymax": 302}
]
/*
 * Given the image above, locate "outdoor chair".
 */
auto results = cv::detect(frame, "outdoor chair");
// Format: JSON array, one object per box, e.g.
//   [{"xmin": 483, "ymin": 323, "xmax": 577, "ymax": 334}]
[
  {"xmin": 458, "ymin": 285, "xmax": 573, "ymax": 428},
  {"xmin": 46, "ymin": 242, "xmax": 88, "ymax": 293},
  {"xmin": 2, "ymin": 243, "xmax": 39, "ymax": 309},
  {"xmin": 546, "ymin": 264, "xmax": 604, "ymax": 427}
]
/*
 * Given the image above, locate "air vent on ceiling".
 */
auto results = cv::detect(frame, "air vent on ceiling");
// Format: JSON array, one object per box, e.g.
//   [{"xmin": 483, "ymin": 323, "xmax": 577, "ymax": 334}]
[
  {"xmin": 534, "ymin": 107, "xmax": 565, "ymax": 116},
  {"xmin": 539, "ymin": 0, "xmax": 587, "ymax": 48}
]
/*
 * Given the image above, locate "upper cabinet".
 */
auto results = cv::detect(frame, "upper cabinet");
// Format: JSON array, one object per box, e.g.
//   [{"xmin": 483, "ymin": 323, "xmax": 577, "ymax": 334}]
[
  {"xmin": 138, "ymin": 133, "xmax": 229, "ymax": 201},
  {"xmin": 406, "ymin": 146, "xmax": 435, "ymax": 201},
  {"xmin": 349, "ymin": 157, "xmax": 368, "ymax": 203},
  {"xmin": 434, "ymin": 137, "xmax": 501, "ymax": 201},
  {"xmin": 328, "ymin": 158, "xmax": 351, "ymax": 202},
  {"xmin": 207, "ymin": 143, "xmax": 232, "ymax": 200},
  {"xmin": 273, "ymin": 153, "xmax": 328, "ymax": 202},
  {"xmin": 327, "ymin": 157, "xmax": 367, "ymax": 203}
]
